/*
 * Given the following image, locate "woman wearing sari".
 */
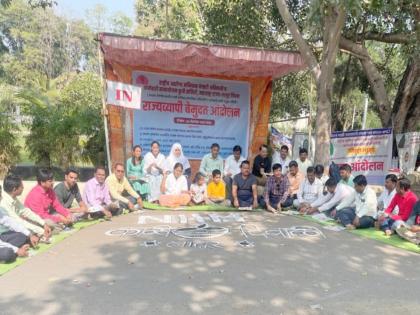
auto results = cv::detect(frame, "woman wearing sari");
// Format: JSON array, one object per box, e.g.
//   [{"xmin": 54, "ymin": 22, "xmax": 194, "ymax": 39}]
[
  {"xmin": 126, "ymin": 145, "xmax": 150, "ymax": 200},
  {"xmin": 143, "ymin": 141, "xmax": 166, "ymax": 202}
]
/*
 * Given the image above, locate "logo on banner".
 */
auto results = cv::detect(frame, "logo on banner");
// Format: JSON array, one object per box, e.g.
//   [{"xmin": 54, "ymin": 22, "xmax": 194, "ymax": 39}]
[{"xmin": 107, "ymin": 80, "xmax": 141, "ymax": 109}]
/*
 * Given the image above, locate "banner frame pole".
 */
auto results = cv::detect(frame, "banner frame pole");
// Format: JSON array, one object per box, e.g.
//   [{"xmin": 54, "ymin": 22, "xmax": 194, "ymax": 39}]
[{"xmin": 97, "ymin": 37, "xmax": 112, "ymax": 174}]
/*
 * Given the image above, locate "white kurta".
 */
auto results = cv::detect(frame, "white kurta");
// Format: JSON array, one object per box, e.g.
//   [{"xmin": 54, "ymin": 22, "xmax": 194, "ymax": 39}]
[
  {"xmin": 143, "ymin": 152, "xmax": 166, "ymax": 202},
  {"xmin": 164, "ymin": 174, "xmax": 188, "ymax": 195}
]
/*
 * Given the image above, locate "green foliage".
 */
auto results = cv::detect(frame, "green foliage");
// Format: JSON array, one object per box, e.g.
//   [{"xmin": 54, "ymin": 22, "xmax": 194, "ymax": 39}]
[
  {"xmin": 19, "ymin": 72, "xmax": 105, "ymax": 168},
  {"xmin": 110, "ymin": 11, "xmax": 134, "ymax": 35},
  {"xmin": 0, "ymin": 0, "xmax": 55, "ymax": 8},
  {"xmin": 135, "ymin": 0, "xmax": 205, "ymax": 40},
  {"xmin": 0, "ymin": 84, "xmax": 20, "ymax": 176}
]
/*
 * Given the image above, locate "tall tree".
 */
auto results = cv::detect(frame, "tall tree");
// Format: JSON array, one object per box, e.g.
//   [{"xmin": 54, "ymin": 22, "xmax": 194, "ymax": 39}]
[
  {"xmin": 275, "ymin": 0, "xmax": 348, "ymax": 166},
  {"xmin": 339, "ymin": 1, "xmax": 419, "ymax": 133}
]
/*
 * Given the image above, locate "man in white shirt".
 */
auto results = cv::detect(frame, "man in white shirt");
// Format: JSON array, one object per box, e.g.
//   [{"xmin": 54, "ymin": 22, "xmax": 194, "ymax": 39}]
[
  {"xmin": 0, "ymin": 185, "xmax": 35, "ymax": 262},
  {"xmin": 377, "ymin": 174, "xmax": 397, "ymax": 212},
  {"xmin": 272, "ymin": 145, "xmax": 291, "ymax": 175},
  {"xmin": 224, "ymin": 145, "xmax": 246, "ymax": 200},
  {"xmin": 294, "ymin": 167, "xmax": 323, "ymax": 212},
  {"xmin": 336, "ymin": 175, "xmax": 377, "ymax": 229},
  {"xmin": 307, "ymin": 178, "xmax": 355, "ymax": 217},
  {"xmin": 296, "ymin": 148, "xmax": 313, "ymax": 175},
  {"xmin": 314, "ymin": 164, "xmax": 329, "ymax": 185}
]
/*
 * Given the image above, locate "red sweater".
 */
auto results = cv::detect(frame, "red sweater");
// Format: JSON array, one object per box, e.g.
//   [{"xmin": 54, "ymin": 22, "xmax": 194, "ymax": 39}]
[{"xmin": 384, "ymin": 190, "xmax": 418, "ymax": 221}]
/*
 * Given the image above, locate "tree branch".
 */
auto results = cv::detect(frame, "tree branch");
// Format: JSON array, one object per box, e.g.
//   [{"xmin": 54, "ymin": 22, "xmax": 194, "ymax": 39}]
[
  {"xmin": 339, "ymin": 37, "xmax": 392, "ymax": 126},
  {"xmin": 357, "ymin": 32, "xmax": 415, "ymax": 44},
  {"xmin": 275, "ymin": 0, "xmax": 320, "ymax": 79}
]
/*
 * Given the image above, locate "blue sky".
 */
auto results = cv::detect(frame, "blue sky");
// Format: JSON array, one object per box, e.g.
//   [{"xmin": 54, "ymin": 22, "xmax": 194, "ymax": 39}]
[{"xmin": 55, "ymin": 0, "xmax": 136, "ymax": 22}]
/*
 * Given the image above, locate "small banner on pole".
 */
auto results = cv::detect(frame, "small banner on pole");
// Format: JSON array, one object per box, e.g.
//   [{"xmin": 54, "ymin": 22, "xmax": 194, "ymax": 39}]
[
  {"xmin": 106, "ymin": 80, "xmax": 142, "ymax": 109},
  {"xmin": 330, "ymin": 128, "xmax": 393, "ymax": 185}
]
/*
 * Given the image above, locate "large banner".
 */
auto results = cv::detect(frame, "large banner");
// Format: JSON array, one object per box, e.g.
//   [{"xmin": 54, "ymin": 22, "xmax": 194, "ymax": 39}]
[
  {"xmin": 330, "ymin": 128, "xmax": 393, "ymax": 185},
  {"xmin": 396, "ymin": 132, "xmax": 420, "ymax": 174},
  {"xmin": 131, "ymin": 71, "xmax": 250, "ymax": 158}
]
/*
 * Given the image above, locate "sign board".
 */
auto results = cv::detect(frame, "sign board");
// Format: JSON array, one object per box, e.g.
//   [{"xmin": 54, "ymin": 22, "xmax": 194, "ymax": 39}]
[
  {"xmin": 107, "ymin": 81, "xmax": 142, "ymax": 109},
  {"xmin": 131, "ymin": 71, "xmax": 251, "ymax": 158},
  {"xmin": 330, "ymin": 128, "xmax": 393, "ymax": 185}
]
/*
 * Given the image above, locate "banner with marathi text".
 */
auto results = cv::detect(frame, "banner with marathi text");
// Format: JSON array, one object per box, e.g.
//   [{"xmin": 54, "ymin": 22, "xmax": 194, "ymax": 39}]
[
  {"xmin": 330, "ymin": 128, "xmax": 393, "ymax": 185},
  {"xmin": 131, "ymin": 71, "xmax": 250, "ymax": 158}
]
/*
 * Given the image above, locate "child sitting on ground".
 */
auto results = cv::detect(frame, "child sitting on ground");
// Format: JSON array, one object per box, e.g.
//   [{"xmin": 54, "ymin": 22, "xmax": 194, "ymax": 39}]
[
  {"xmin": 207, "ymin": 170, "xmax": 230, "ymax": 206},
  {"xmin": 190, "ymin": 172, "xmax": 207, "ymax": 205}
]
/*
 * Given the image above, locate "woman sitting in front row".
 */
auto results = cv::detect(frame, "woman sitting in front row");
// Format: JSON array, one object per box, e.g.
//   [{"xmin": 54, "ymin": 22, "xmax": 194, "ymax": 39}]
[{"xmin": 159, "ymin": 163, "xmax": 191, "ymax": 208}]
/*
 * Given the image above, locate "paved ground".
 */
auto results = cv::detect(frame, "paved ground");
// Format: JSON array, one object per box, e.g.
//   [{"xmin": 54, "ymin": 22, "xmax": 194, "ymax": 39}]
[{"xmin": 0, "ymin": 210, "xmax": 419, "ymax": 315}]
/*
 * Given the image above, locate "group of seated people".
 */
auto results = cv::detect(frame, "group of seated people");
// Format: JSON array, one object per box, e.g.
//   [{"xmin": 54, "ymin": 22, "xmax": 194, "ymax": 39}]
[{"xmin": 1, "ymin": 140, "xmax": 419, "ymax": 264}]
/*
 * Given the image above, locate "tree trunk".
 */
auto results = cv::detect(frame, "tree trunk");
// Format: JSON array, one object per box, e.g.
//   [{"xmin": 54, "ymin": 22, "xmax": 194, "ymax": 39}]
[
  {"xmin": 313, "ymin": 5, "xmax": 345, "ymax": 166},
  {"xmin": 391, "ymin": 60, "xmax": 420, "ymax": 133},
  {"xmin": 404, "ymin": 94, "xmax": 420, "ymax": 132},
  {"xmin": 275, "ymin": 0, "xmax": 345, "ymax": 167}
]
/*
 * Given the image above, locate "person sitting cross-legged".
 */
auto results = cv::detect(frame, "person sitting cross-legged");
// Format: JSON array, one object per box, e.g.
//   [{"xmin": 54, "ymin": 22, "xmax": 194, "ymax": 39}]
[
  {"xmin": 251, "ymin": 145, "xmax": 272, "ymax": 187},
  {"xmin": 314, "ymin": 164, "xmax": 329, "ymax": 185},
  {"xmin": 82, "ymin": 166, "xmax": 120, "ymax": 219},
  {"xmin": 126, "ymin": 145, "xmax": 150, "ymax": 200},
  {"xmin": 408, "ymin": 201, "xmax": 420, "ymax": 232},
  {"xmin": 259, "ymin": 163, "xmax": 290, "ymax": 213},
  {"xmin": 0, "ymin": 239, "xmax": 30, "ymax": 263},
  {"xmin": 106, "ymin": 163, "xmax": 143, "ymax": 212},
  {"xmin": 272, "ymin": 145, "xmax": 291, "ymax": 175},
  {"xmin": 285, "ymin": 160, "xmax": 304, "ymax": 207},
  {"xmin": 296, "ymin": 147, "xmax": 313, "ymax": 175},
  {"xmin": 1, "ymin": 174, "xmax": 52, "ymax": 241},
  {"xmin": 25, "ymin": 168, "xmax": 73, "ymax": 230},
  {"xmin": 207, "ymin": 169, "xmax": 230, "ymax": 206},
  {"xmin": 54, "ymin": 168, "xmax": 88, "ymax": 222},
  {"xmin": 199, "ymin": 143, "xmax": 224, "ymax": 182},
  {"xmin": 335, "ymin": 175, "xmax": 377, "ymax": 230},
  {"xmin": 0, "ymin": 185, "xmax": 37, "ymax": 263},
  {"xmin": 223, "ymin": 145, "xmax": 245, "ymax": 200},
  {"xmin": 295, "ymin": 166, "xmax": 323, "ymax": 213},
  {"xmin": 159, "ymin": 163, "xmax": 191, "ymax": 208},
  {"xmin": 233, "ymin": 160, "xmax": 258, "ymax": 209},
  {"xmin": 339, "ymin": 164, "xmax": 354, "ymax": 187},
  {"xmin": 190, "ymin": 172, "xmax": 208, "ymax": 205},
  {"xmin": 377, "ymin": 174, "xmax": 397, "ymax": 212},
  {"xmin": 306, "ymin": 178, "xmax": 356, "ymax": 217},
  {"xmin": 377, "ymin": 178, "xmax": 418, "ymax": 236}
]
